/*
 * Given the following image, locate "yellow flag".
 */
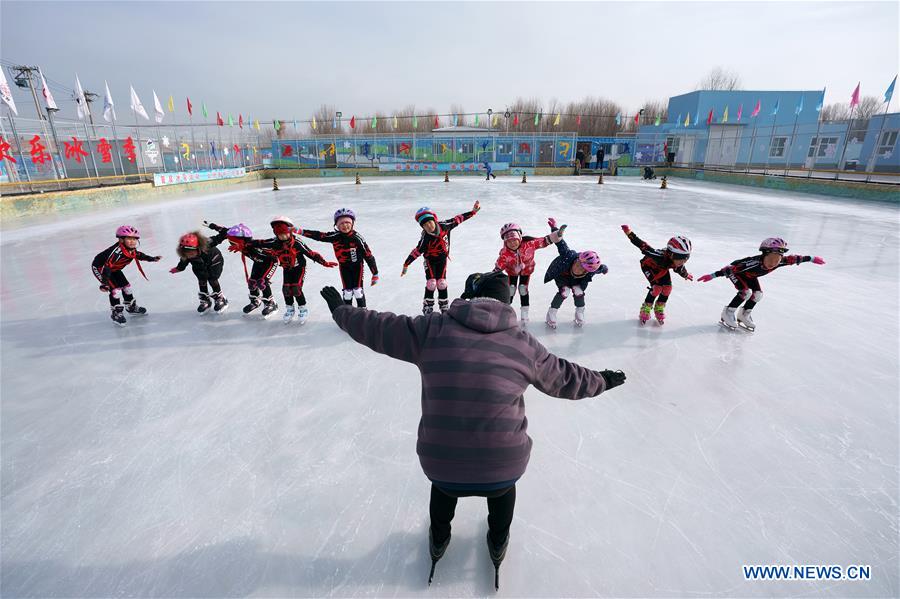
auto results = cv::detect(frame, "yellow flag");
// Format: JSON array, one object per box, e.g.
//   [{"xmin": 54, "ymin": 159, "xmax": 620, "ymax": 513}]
[
  {"xmin": 722, "ymin": 106, "xmax": 729, "ymax": 123},
  {"xmin": 393, "ymin": 115, "xmax": 398, "ymax": 129},
  {"xmin": 167, "ymin": 95, "xmax": 174, "ymax": 112},
  {"xmin": 553, "ymin": 113, "xmax": 561, "ymax": 126},
  {"xmin": 254, "ymin": 119, "xmax": 260, "ymax": 131},
  {"xmin": 684, "ymin": 113, "xmax": 690, "ymax": 126},
  {"xmin": 492, "ymin": 114, "xmax": 498, "ymax": 127},
  {"xmin": 312, "ymin": 116, "xmax": 317, "ymax": 130}
]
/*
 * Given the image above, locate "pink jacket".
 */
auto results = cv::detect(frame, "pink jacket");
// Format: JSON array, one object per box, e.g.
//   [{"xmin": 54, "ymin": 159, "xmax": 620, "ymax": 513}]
[{"xmin": 495, "ymin": 234, "xmax": 555, "ymax": 276}]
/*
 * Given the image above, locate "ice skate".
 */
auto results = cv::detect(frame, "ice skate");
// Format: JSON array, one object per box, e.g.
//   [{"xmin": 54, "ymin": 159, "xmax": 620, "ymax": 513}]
[
  {"xmin": 282, "ymin": 304, "xmax": 296, "ymax": 323},
  {"xmin": 242, "ymin": 296, "xmax": 262, "ymax": 315},
  {"xmin": 438, "ymin": 299, "xmax": 449, "ymax": 313},
  {"xmin": 654, "ymin": 302, "xmax": 666, "ymax": 325},
  {"xmin": 422, "ymin": 298, "xmax": 435, "ymax": 315},
  {"xmin": 519, "ymin": 306, "xmax": 529, "ymax": 324},
  {"xmin": 110, "ymin": 305, "xmax": 126, "ymax": 326},
  {"xmin": 545, "ymin": 307, "xmax": 558, "ymax": 329},
  {"xmin": 720, "ymin": 306, "xmax": 738, "ymax": 330},
  {"xmin": 297, "ymin": 306, "xmax": 309, "ymax": 325},
  {"xmin": 486, "ymin": 531, "xmax": 509, "ymax": 591},
  {"xmin": 427, "ymin": 529, "xmax": 450, "ymax": 586},
  {"xmin": 261, "ymin": 299, "xmax": 279, "ymax": 319},
  {"xmin": 639, "ymin": 302, "xmax": 652, "ymax": 325},
  {"xmin": 574, "ymin": 306, "xmax": 585, "ymax": 327},
  {"xmin": 737, "ymin": 307, "xmax": 755, "ymax": 331},
  {"xmin": 197, "ymin": 292, "xmax": 212, "ymax": 314},
  {"xmin": 212, "ymin": 292, "xmax": 228, "ymax": 313},
  {"xmin": 124, "ymin": 300, "xmax": 147, "ymax": 316}
]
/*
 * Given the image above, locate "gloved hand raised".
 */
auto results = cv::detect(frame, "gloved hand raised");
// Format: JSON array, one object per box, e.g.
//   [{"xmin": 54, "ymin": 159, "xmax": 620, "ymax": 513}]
[
  {"xmin": 812, "ymin": 256, "xmax": 826, "ymax": 265},
  {"xmin": 169, "ymin": 267, "xmax": 180, "ymax": 274},
  {"xmin": 697, "ymin": 274, "xmax": 714, "ymax": 282},
  {"xmin": 599, "ymin": 370, "xmax": 626, "ymax": 389},
  {"xmin": 320, "ymin": 286, "xmax": 344, "ymax": 314},
  {"xmin": 621, "ymin": 224, "xmax": 631, "ymax": 235}
]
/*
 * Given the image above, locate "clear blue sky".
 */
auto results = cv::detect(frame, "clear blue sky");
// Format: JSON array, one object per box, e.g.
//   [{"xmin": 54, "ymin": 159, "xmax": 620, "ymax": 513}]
[{"xmin": 2, "ymin": 1, "xmax": 897, "ymax": 122}]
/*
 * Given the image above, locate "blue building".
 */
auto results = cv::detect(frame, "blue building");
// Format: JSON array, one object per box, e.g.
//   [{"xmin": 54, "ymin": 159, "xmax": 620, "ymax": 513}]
[{"xmin": 635, "ymin": 89, "xmax": 900, "ymax": 173}]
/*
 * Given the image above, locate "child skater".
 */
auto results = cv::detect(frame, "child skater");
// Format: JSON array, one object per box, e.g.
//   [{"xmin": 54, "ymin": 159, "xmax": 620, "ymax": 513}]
[
  {"xmin": 299, "ymin": 208, "xmax": 378, "ymax": 308},
  {"xmin": 91, "ymin": 225, "xmax": 161, "ymax": 325},
  {"xmin": 170, "ymin": 231, "xmax": 228, "ymax": 314},
  {"xmin": 621, "ymin": 224, "xmax": 693, "ymax": 325},
  {"xmin": 697, "ymin": 237, "xmax": 825, "ymax": 331},
  {"xmin": 257, "ymin": 216, "xmax": 337, "ymax": 323},
  {"xmin": 495, "ymin": 221, "xmax": 565, "ymax": 323},
  {"xmin": 204, "ymin": 221, "xmax": 278, "ymax": 317},
  {"xmin": 543, "ymin": 218, "xmax": 607, "ymax": 328},
  {"xmin": 401, "ymin": 201, "xmax": 480, "ymax": 314}
]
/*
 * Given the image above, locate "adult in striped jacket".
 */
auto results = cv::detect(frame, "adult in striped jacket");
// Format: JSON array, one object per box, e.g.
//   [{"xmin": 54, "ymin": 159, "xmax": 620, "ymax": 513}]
[{"xmin": 319, "ymin": 270, "xmax": 626, "ymax": 575}]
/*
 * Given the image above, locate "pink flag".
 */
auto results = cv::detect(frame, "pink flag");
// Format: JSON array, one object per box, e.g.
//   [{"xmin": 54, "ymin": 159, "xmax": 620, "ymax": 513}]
[
  {"xmin": 751, "ymin": 99, "xmax": 761, "ymax": 118},
  {"xmin": 737, "ymin": 104, "xmax": 743, "ymax": 121},
  {"xmin": 850, "ymin": 82, "xmax": 860, "ymax": 107}
]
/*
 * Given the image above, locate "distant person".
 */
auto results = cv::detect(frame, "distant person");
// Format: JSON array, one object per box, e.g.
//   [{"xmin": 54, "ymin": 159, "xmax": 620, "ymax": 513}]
[
  {"xmin": 596, "ymin": 147, "xmax": 605, "ymax": 170},
  {"xmin": 574, "ymin": 148, "xmax": 585, "ymax": 175},
  {"xmin": 318, "ymin": 270, "xmax": 626, "ymax": 589},
  {"xmin": 483, "ymin": 160, "xmax": 496, "ymax": 180},
  {"xmin": 643, "ymin": 166, "xmax": 656, "ymax": 180}
]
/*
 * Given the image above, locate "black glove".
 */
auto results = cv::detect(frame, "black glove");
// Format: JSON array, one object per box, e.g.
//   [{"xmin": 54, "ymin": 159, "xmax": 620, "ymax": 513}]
[
  {"xmin": 204, "ymin": 221, "xmax": 222, "ymax": 231},
  {"xmin": 599, "ymin": 370, "xmax": 626, "ymax": 389},
  {"xmin": 320, "ymin": 286, "xmax": 344, "ymax": 314}
]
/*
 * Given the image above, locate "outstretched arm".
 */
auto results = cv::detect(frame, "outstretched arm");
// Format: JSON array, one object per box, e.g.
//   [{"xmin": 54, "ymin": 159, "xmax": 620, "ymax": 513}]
[
  {"xmin": 527, "ymin": 336, "xmax": 623, "ymax": 399},
  {"xmin": 329, "ymin": 300, "xmax": 430, "ymax": 364},
  {"xmin": 621, "ymin": 225, "xmax": 652, "ymax": 254}
]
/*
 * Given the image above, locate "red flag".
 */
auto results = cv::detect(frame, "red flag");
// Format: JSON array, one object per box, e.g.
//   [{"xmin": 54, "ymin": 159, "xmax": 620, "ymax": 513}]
[
  {"xmin": 186, "ymin": 97, "xmax": 193, "ymax": 116},
  {"xmin": 513, "ymin": 114, "xmax": 519, "ymax": 126},
  {"xmin": 850, "ymin": 82, "xmax": 860, "ymax": 107},
  {"xmin": 239, "ymin": 114, "xmax": 243, "ymax": 129},
  {"xmin": 575, "ymin": 115, "xmax": 581, "ymax": 125},
  {"xmin": 216, "ymin": 111, "xmax": 224, "ymax": 126},
  {"xmin": 737, "ymin": 104, "xmax": 743, "ymax": 121},
  {"xmin": 751, "ymin": 99, "xmax": 761, "ymax": 118},
  {"xmin": 434, "ymin": 115, "xmax": 440, "ymax": 128},
  {"xmin": 706, "ymin": 109, "xmax": 714, "ymax": 125},
  {"xmin": 349, "ymin": 115, "xmax": 356, "ymax": 129},
  {"xmin": 634, "ymin": 113, "xmax": 639, "ymax": 124}
]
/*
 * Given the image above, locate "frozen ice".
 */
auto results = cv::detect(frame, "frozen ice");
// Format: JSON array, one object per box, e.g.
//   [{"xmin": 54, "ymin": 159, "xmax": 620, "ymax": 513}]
[{"xmin": 2, "ymin": 176, "xmax": 897, "ymax": 597}]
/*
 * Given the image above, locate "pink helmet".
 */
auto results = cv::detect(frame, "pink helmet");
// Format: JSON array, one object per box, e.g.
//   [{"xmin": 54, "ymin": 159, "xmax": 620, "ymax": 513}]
[
  {"xmin": 759, "ymin": 237, "xmax": 788, "ymax": 253},
  {"xmin": 578, "ymin": 251, "xmax": 602, "ymax": 272},
  {"xmin": 500, "ymin": 223, "xmax": 522, "ymax": 239},
  {"xmin": 116, "ymin": 225, "xmax": 140, "ymax": 238},
  {"xmin": 666, "ymin": 235, "xmax": 692, "ymax": 257},
  {"xmin": 226, "ymin": 223, "xmax": 252, "ymax": 238}
]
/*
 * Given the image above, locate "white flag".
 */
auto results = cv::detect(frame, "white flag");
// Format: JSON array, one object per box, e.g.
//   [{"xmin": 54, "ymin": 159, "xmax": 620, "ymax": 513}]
[
  {"xmin": 129, "ymin": 85, "xmax": 149, "ymax": 120},
  {"xmin": 152, "ymin": 90, "xmax": 164, "ymax": 123},
  {"xmin": 39, "ymin": 69, "xmax": 57, "ymax": 110},
  {"xmin": 74, "ymin": 74, "xmax": 88, "ymax": 119},
  {"xmin": 103, "ymin": 80, "xmax": 116, "ymax": 122},
  {"xmin": 0, "ymin": 68, "xmax": 17, "ymax": 115}
]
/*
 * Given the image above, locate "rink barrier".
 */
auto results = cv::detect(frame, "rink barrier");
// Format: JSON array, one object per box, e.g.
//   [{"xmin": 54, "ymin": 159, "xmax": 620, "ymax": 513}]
[
  {"xmin": 1, "ymin": 170, "xmax": 264, "ymax": 219},
  {"xmin": 652, "ymin": 167, "xmax": 899, "ymax": 203}
]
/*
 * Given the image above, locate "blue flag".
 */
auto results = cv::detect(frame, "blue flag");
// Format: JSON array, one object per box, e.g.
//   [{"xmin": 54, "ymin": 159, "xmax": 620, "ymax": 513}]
[
  {"xmin": 771, "ymin": 99, "xmax": 780, "ymax": 116},
  {"xmin": 676, "ymin": 113, "xmax": 681, "ymax": 127},
  {"xmin": 885, "ymin": 75, "xmax": 897, "ymax": 104},
  {"xmin": 615, "ymin": 114, "xmax": 621, "ymax": 126},
  {"xmin": 816, "ymin": 88, "xmax": 825, "ymax": 112},
  {"xmin": 795, "ymin": 95, "xmax": 804, "ymax": 115}
]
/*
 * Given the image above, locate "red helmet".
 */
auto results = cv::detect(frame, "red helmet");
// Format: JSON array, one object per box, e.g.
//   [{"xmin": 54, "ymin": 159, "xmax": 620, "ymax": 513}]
[
  {"xmin": 666, "ymin": 235, "xmax": 692, "ymax": 257},
  {"xmin": 179, "ymin": 233, "xmax": 199, "ymax": 249}
]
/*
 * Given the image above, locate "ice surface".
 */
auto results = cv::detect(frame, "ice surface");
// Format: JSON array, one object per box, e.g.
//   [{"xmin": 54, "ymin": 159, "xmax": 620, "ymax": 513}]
[{"xmin": 2, "ymin": 177, "xmax": 897, "ymax": 597}]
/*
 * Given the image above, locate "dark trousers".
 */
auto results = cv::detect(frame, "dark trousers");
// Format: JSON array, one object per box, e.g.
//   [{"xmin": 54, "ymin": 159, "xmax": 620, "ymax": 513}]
[{"xmin": 429, "ymin": 484, "xmax": 516, "ymax": 548}]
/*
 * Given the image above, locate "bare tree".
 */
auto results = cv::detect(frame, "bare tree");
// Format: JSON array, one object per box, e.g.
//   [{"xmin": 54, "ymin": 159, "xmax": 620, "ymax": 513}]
[
  {"xmin": 821, "ymin": 95, "xmax": 882, "ymax": 121},
  {"xmin": 696, "ymin": 66, "xmax": 742, "ymax": 91},
  {"xmin": 310, "ymin": 104, "xmax": 343, "ymax": 134},
  {"xmin": 508, "ymin": 97, "xmax": 544, "ymax": 132},
  {"xmin": 638, "ymin": 99, "xmax": 669, "ymax": 127}
]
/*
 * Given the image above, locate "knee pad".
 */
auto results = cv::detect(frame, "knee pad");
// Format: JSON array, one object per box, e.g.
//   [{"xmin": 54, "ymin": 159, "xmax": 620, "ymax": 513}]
[
  {"xmin": 509, "ymin": 285, "xmax": 517, "ymax": 297},
  {"xmin": 751, "ymin": 290, "xmax": 763, "ymax": 303},
  {"xmin": 123, "ymin": 285, "xmax": 133, "ymax": 295},
  {"xmin": 342, "ymin": 288, "xmax": 354, "ymax": 300},
  {"xmin": 518, "ymin": 284, "xmax": 529, "ymax": 296},
  {"xmin": 559, "ymin": 286, "xmax": 571, "ymax": 298},
  {"xmin": 110, "ymin": 288, "xmax": 122, "ymax": 298},
  {"xmin": 572, "ymin": 286, "xmax": 585, "ymax": 297},
  {"xmin": 426, "ymin": 278, "xmax": 438, "ymax": 291},
  {"xmin": 661, "ymin": 285, "xmax": 673, "ymax": 296},
  {"xmin": 353, "ymin": 287, "xmax": 364, "ymax": 299},
  {"xmin": 436, "ymin": 278, "xmax": 448, "ymax": 290},
  {"xmin": 738, "ymin": 288, "xmax": 752, "ymax": 300},
  {"xmin": 650, "ymin": 285, "xmax": 663, "ymax": 297}
]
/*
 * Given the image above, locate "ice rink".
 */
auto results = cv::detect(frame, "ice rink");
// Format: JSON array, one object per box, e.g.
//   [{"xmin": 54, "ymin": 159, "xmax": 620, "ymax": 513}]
[{"xmin": 2, "ymin": 176, "xmax": 898, "ymax": 597}]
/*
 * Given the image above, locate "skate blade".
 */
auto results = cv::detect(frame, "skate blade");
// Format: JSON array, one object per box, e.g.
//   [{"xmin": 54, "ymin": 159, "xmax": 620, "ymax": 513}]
[
  {"xmin": 737, "ymin": 322, "xmax": 755, "ymax": 332},
  {"xmin": 719, "ymin": 319, "xmax": 739, "ymax": 331},
  {"xmin": 112, "ymin": 320, "xmax": 126, "ymax": 327},
  {"xmin": 214, "ymin": 304, "xmax": 229, "ymax": 314}
]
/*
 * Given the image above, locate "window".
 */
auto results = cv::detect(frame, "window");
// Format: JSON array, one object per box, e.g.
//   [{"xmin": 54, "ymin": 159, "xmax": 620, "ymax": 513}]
[
  {"xmin": 666, "ymin": 136, "xmax": 681, "ymax": 155},
  {"xmin": 769, "ymin": 137, "xmax": 787, "ymax": 158},
  {"xmin": 817, "ymin": 137, "xmax": 838, "ymax": 158},
  {"xmin": 807, "ymin": 137, "xmax": 818, "ymax": 158},
  {"xmin": 878, "ymin": 131, "xmax": 897, "ymax": 156}
]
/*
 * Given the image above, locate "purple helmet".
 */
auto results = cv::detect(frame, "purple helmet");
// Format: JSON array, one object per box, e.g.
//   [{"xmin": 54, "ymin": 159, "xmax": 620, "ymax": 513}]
[
  {"xmin": 334, "ymin": 208, "xmax": 356, "ymax": 224},
  {"xmin": 226, "ymin": 223, "xmax": 252, "ymax": 238},
  {"xmin": 666, "ymin": 235, "xmax": 692, "ymax": 257},
  {"xmin": 759, "ymin": 237, "xmax": 788, "ymax": 253},
  {"xmin": 116, "ymin": 225, "xmax": 140, "ymax": 238},
  {"xmin": 500, "ymin": 223, "xmax": 522, "ymax": 239},
  {"xmin": 578, "ymin": 251, "xmax": 602, "ymax": 272}
]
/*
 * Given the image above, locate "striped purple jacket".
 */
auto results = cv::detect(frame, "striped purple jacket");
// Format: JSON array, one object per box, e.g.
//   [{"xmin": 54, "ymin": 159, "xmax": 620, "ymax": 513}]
[{"xmin": 332, "ymin": 298, "xmax": 608, "ymax": 484}]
